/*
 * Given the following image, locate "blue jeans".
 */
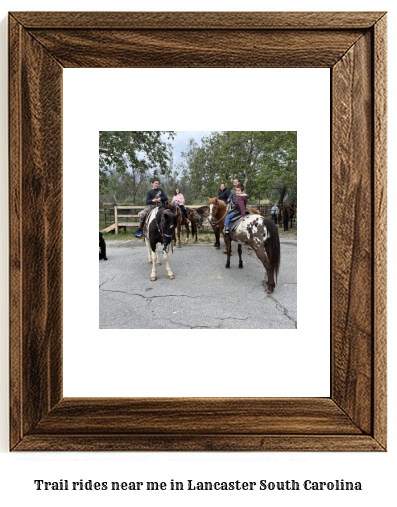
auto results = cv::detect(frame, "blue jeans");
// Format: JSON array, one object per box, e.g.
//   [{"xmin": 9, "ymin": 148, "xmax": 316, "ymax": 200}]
[{"xmin": 225, "ymin": 212, "xmax": 236, "ymax": 228}]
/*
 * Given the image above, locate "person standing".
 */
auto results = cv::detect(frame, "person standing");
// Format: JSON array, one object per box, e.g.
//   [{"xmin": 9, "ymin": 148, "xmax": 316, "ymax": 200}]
[
  {"xmin": 134, "ymin": 177, "xmax": 168, "ymax": 238},
  {"xmin": 271, "ymin": 203, "xmax": 279, "ymax": 222},
  {"xmin": 218, "ymin": 183, "xmax": 231, "ymax": 203}
]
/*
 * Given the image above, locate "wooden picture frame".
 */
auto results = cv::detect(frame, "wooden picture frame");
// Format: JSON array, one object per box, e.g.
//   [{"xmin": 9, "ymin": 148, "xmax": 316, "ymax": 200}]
[{"xmin": 9, "ymin": 11, "xmax": 387, "ymax": 451}]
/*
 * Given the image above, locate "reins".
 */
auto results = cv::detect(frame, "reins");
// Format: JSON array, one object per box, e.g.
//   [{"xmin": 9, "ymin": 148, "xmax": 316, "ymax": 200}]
[{"xmin": 208, "ymin": 201, "xmax": 228, "ymax": 225}]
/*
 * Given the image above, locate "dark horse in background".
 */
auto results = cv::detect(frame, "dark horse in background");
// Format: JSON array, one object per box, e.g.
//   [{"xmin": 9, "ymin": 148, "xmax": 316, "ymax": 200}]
[
  {"xmin": 224, "ymin": 214, "xmax": 281, "ymax": 294},
  {"xmin": 143, "ymin": 206, "xmax": 178, "ymax": 281},
  {"xmin": 279, "ymin": 204, "xmax": 296, "ymax": 231},
  {"xmin": 168, "ymin": 202, "xmax": 202, "ymax": 247}
]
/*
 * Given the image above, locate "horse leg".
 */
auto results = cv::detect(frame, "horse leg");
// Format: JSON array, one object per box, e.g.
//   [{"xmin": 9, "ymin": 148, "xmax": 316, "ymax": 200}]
[
  {"xmin": 185, "ymin": 222, "xmax": 189, "ymax": 243},
  {"xmin": 250, "ymin": 242, "xmax": 275, "ymax": 293},
  {"xmin": 146, "ymin": 239, "xmax": 152, "ymax": 264},
  {"xmin": 238, "ymin": 244, "xmax": 243, "ymax": 268},
  {"xmin": 213, "ymin": 226, "xmax": 220, "ymax": 249},
  {"xmin": 225, "ymin": 234, "xmax": 232, "ymax": 268},
  {"xmin": 163, "ymin": 250, "xmax": 175, "ymax": 279},
  {"xmin": 148, "ymin": 244, "xmax": 158, "ymax": 281},
  {"xmin": 155, "ymin": 245, "xmax": 161, "ymax": 265},
  {"xmin": 222, "ymin": 231, "xmax": 232, "ymax": 255}
]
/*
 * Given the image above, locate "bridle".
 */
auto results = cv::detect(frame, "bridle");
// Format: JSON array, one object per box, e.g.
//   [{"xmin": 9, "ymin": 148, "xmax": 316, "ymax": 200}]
[{"xmin": 208, "ymin": 201, "xmax": 228, "ymax": 225}]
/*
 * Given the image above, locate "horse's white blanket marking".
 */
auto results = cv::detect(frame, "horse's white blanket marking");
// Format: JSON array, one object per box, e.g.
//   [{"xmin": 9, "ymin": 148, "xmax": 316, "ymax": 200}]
[
  {"xmin": 146, "ymin": 208, "xmax": 158, "ymax": 230},
  {"xmin": 233, "ymin": 215, "xmax": 269, "ymax": 244}
]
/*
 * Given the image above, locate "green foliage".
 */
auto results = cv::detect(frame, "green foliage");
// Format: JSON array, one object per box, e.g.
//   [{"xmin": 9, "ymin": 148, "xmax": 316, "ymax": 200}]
[
  {"xmin": 179, "ymin": 131, "xmax": 297, "ymax": 205},
  {"xmin": 99, "ymin": 131, "xmax": 297, "ymax": 207},
  {"xmin": 99, "ymin": 131, "xmax": 175, "ymax": 202}
]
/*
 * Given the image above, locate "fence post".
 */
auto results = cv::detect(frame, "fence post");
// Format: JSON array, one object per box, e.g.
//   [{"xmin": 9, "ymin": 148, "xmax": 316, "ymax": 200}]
[{"xmin": 115, "ymin": 206, "xmax": 119, "ymax": 234}]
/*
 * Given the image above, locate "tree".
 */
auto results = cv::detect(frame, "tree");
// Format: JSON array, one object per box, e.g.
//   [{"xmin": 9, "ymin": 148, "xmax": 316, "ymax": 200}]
[
  {"xmin": 179, "ymin": 131, "xmax": 297, "ymax": 205},
  {"xmin": 99, "ymin": 131, "xmax": 175, "ymax": 203}
]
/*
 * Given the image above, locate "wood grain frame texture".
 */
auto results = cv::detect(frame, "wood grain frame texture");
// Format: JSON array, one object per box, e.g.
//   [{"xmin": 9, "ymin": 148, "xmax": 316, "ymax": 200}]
[{"xmin": 9, "ymin": 11, "xmax": 387, "ymax": 452}]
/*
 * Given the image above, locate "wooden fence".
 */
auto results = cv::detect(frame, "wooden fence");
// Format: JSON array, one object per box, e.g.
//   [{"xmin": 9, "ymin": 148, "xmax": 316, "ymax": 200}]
[{"xmin": 99, "ymin": 204, "xmax": 294, "ymax": 234}]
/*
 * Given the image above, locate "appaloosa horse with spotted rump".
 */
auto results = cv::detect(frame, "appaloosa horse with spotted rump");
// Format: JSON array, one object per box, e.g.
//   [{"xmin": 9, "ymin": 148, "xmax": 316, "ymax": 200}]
[
  {"xmin": 207, "ymin": 198, "xmax": 261, "ymax": 253},
  {"xmin": 143, "ymin": 206, "xmax": 178, "ymax": 281},
  {"xmin": 224, "ymin": 213, "xmax": 281, "ymax": 294}
]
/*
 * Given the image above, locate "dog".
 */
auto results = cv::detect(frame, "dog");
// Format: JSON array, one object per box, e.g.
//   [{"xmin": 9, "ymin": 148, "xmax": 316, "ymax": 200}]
[{"xmin": 99, "ymin": 231, "xmax": 108, "ymax": 260}]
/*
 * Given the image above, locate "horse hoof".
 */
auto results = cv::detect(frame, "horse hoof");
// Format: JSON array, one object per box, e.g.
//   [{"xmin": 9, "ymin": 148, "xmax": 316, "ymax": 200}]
[
  {"xmin": 168, "ymin": 275, "xmax": 175, "ymax": 280},
  {"xmin": 177, "ymin": 245, "xmax": 181, "ymax": 248},
  {"xmin": 225, "ymin": 264, "xmax": 230, "ymax": 269},
  {"xmin": 239, "ymin": 264, "xmax": 243, "ymax": 269},
  {"xmin": 151, "ymin": 277, "xmax": 157, "ymax": 281}
]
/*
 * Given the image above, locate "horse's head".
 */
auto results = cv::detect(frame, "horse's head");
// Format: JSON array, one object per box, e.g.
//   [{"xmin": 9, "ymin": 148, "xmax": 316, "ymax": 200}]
[
  {"xmin": 187, "ymin": 208, "xmax": 203, "ymax": 229},
  {"xmin": 160, "ymin": 209, "xmax": 178, "ymax": 246},
  {"xmin": 207, "ymin": 197, "xmax": 220, "ymax": 222}
]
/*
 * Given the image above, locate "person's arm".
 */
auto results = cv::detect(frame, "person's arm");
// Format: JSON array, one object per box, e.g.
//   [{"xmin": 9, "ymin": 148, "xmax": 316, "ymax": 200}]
[
  {"xmin": 160, "ymin": 189, "xmax": 168, "ymax": 203},
  {"xmin": 146, "ymin": 190, "xmax": 154, "ymax": 205}
]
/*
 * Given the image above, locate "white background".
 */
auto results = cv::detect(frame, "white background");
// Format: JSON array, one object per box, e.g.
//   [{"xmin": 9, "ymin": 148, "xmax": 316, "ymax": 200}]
[
  {"xmin": 0, "ymin": 1, "xmax": 395, "ymax": 507},
  {"xmin": 63, "ymin": 68, "xmax": 330, "ymax": 397}
]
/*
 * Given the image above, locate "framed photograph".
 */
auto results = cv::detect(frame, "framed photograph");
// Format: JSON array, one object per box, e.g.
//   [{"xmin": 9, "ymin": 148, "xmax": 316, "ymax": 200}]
[{"xmin": 9, "ymin": 11, "xmax": 387, "ymax": 451}]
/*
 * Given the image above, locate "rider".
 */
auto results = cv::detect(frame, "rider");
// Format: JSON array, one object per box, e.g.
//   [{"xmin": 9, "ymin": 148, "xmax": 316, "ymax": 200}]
[
  {"xmin": 171, "ymin": 187, "xmax": 190, "ymax": 222},
  {"xmin": 228, "ymin": 177, "xmax": 241, "ymax": 209},
  {"xmin": 134, "ymin": 177, "xmax": 168, "ymax": 238},
  {"xmin": 224, "ymin": 184, "xmax": 248, "ymax": 234}
]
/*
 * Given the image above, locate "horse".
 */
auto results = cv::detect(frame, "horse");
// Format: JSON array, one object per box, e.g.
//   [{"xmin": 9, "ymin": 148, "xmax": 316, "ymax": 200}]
[
  {"xmin": 195, "ymin": 205, "xmax": 221, "ymax": 249},
  {"xmin": 143, "ymin": 206, "xmax": 178, "ymax": 281},
  {"xmin": 207, "ymin": 198, "xmax": 230, "ymax": 252},
  {"xmin": 207, "ymin": 198, "xmax": 261, "ymax": 253},
  {"xmin": 168, "ymin": 203, "xmax": 202, "ymax": 247},
  {"xmin": 279, "ymin": 204, "xmax": 296, "ymax": 231},
  {"xmin": 186, "ymin": 206, "xmax": 203, "ymax": 242},
  {"xmin": 224, "ymin": 214, "xmax": 281, "ymax": 294}
]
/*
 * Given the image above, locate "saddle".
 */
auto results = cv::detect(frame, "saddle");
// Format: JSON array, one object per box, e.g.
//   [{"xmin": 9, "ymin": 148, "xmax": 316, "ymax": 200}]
[
  {"xmin": 229, "ymin": 210, "xmax": 252, "ymax": 222},
  {"xmin": 228, "ymin": 210, "xmax": 252, "ymax": 232}
]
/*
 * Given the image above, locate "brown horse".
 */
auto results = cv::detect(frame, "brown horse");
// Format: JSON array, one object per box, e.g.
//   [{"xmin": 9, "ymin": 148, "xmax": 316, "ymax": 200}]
[
  {"xmin": 186, "ymin": 206, "xmax": 203, "ymax": 242},
  {"xmin": 207, "ymin": 198, "xmax": 231, "ymax": 253},
  {"xmin": 224, "ymin": 214, "xmax": 281, "ymax": 294},
  {"xmin": 169, "ymin": 202, "xmax": 202, "ymax": 247},
  {"xmin": 195, "ymin": 205, "xmax": 221, "ymax": 249},
  {"xmin": 279, "ymin": 204, "xmax": 296, "ymax": 231}
]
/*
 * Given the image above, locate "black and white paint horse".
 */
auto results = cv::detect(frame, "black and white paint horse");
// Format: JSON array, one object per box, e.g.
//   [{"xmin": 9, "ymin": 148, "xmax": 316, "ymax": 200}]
[
  {"xmin": 143, "ymin": 206, "xmax": 178, "ymax": 281},
  {"xmin": 224, "ymin": 214, "xmax": 281, "ymax": 294}
]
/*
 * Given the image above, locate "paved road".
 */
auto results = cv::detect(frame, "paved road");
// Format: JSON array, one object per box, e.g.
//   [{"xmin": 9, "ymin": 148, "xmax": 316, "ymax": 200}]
[{"xmin": 99, "ymin": 238, "xmax": 297, "ymax": 329}]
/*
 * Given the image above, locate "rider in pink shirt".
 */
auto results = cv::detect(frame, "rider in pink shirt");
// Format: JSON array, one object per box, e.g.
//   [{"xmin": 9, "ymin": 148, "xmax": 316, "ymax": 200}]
[{"xmin": 171, "ymin": 188, "xmax": 189, "ymax": 221}]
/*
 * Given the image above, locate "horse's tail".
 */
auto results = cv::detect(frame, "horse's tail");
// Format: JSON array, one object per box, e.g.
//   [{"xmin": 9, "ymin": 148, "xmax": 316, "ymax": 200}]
[{"xmin": 263, "ymin": 218, "xmax": 281, "ymax": 282}]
